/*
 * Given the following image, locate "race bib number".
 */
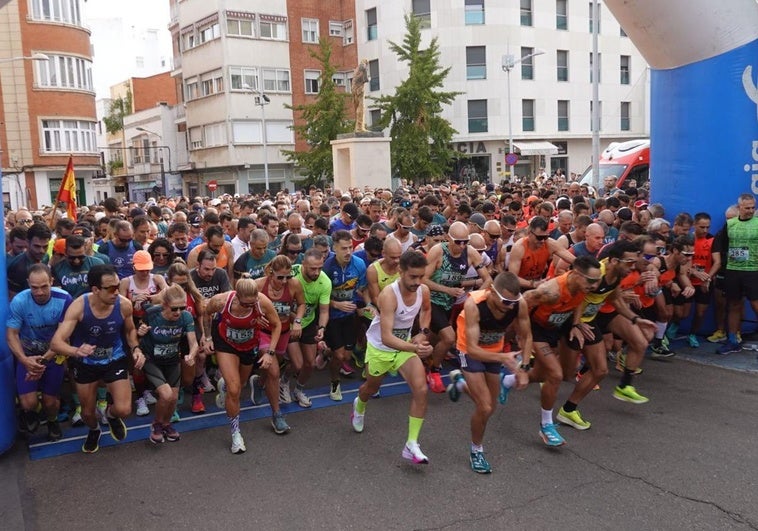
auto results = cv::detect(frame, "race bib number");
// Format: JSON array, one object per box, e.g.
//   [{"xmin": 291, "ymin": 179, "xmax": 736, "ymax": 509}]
[
  {"xmin": 480, "ymin": 330, "xmax": 504, "ymax": 346},
  {"xmin": 582, "ymin": 303, "xmax": 601, "ymax": 319},
  {"xmin": 729, "ymin": 247, "xmax": 749, "ymax": 262},
  {"xmin": 227, "ymin": 327, "xmax": 254, "ymax": 343},
  {"xmin": 547, "ymin": 311, "xmax": 572, "ymax": 327},
  {"xmin": 392, "ymin": 327, "xmax": 411, "ymax": 341},
  {"xmin": 23, "ymin": 339, "xmax": 50, "ymax": 356},
  {"xmin": 154, "ymin": 343, "xmax": 179, "ymax": 360},
  {"xmin": 91, "ymin": 346, "xmax": 114, "ymax": 360}
]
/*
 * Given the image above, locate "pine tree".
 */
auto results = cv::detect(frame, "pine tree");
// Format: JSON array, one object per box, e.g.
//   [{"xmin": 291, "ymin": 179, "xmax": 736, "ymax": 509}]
[
  {"xmin": 370, "ymin": 14, "xmax": 462, "ymax": 183},
  {"xmin": 283, "ymin": 38, "xmax": 352, "ymax": 187}
]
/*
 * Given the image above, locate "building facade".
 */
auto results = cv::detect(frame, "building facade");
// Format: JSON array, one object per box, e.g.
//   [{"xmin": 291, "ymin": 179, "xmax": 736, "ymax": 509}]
[{"xmin": 0, "ymin": 0, "xmax": 100, "ymax": 211}]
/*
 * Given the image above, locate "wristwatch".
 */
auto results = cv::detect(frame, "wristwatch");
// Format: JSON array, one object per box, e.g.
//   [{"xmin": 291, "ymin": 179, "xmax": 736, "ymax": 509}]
[
  {"xmin": 420, "ymin": 327, "xmax": 431, "ymax": 337},
  {"xmin": 294, "ymin": 318, "xmax": 302, "ymax": 324},
  {"xmin": 267, "ymin": 350, "xmax": 276, "ymax": 356},
  {"xmin": 520, "ymin": 363, "xmax": 531, "ymax": 372}
]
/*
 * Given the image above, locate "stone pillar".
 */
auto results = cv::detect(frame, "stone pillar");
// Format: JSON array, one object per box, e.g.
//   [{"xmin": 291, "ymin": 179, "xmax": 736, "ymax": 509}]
[{"xmin": 331, "ymin": 132, "xmax": 392, "ymax": 191}]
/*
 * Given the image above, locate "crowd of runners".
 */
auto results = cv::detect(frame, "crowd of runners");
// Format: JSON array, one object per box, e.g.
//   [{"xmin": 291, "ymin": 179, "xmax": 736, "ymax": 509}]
[{"xmin": 6, "ymin": 173, "xmax": 756, "ymax": 473}]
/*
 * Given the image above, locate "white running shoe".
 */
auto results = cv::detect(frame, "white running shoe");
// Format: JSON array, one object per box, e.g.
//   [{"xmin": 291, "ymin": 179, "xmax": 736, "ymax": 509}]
[
  {"xmin": 135, "ymin": 397, "xmax": 150, "ymax": 416},
  {"xmin": 329, "ymin": 382, "xmax": 342, "ymax": 402},
  {"xmin": 142, "ymin": 390, "xmax": 157, "ymax": 405},
  {"xmin": 230, "ymin": 431, "xmax": 246, "ymax": 454},
  {"xmin": 351, "ymin": 397, "xmax": 364, "ymax": 433},
  {"xmin": 279, "ymin": 376, "xmax": 292, "ymax": 404},
  {"xmin": 292, "ymin": 386, "xmax": 312, "ymax": 408},
  {"xmin": 402, "ymin": 441, "xmax": 429, "ymax": 464},
  {"xmin": 215, "ymin": 377, "xmax": 226, "ymax": 409},
  {"xmin": 200, "ymin": 372, "xmax": 215, "ymax": 393}
]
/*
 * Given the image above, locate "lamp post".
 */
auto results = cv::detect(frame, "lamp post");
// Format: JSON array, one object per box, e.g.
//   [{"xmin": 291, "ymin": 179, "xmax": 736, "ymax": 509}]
[
  {"xmin": 501, "ymin": 49, "xmax": 544, "ymax": 181},
  {"xmin": 0, "ymin": 52, "xmax": 49, "ymax": 455},
  {"xmin": 135, "ymin": 127, "xmax": 172, "ymax": 197},
  {"xmin": 243, "ymin": 84, "xmax": 271, "ymax": 192}
]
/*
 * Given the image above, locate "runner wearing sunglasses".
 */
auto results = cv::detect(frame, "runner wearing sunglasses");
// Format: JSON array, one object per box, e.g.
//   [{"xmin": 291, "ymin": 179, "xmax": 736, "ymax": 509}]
[{"xmin": 508, "ymin": 217, "xmax": 576, "ymax": 292}]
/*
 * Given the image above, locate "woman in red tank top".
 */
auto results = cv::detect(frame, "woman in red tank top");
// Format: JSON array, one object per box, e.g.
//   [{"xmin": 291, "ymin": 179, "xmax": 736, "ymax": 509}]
[{"xmin": 206, "ymin": 278, "xmax": 288, "ymax": 453}]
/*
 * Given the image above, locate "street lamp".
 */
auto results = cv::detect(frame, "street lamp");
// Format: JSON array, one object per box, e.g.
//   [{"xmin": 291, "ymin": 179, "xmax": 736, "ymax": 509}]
[
  {"xmin": 0, "ymin": 53, "xmax": 49, "ymax": 65},
  {"xmin": 135, "ymin": 126, "xmax": 172, "ymax": 196},
  {"xmin": 242, "ymin": 84, "xmax": 271, "ymax": 192},
  {"xmin": 502, "ymin": 49, "xmax": 544, "ymax": 181}
]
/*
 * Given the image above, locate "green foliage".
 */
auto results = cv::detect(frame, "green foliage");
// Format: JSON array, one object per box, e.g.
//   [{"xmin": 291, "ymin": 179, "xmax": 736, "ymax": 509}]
[
  {"xmin": 282, "ymin": 38, "xmax": 352, "ymax": 187},
  {"xmin": 370, "ymin": 14, "xmax": 462, "ymax": 182},
  {"xmin": 103, "ymin": 89, "xmax": 133, "ymax": 135}
]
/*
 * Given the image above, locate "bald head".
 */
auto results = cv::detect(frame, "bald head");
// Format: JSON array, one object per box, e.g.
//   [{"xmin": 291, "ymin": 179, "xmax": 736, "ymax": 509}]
[
  {"xmin": 585, "ymin": 223, "xmax": 605, "ymax": 251},
  {"xmin": 598, "ymin": 210, "xmax": 615, "ymax": 225},
  {"xmin": 469, "ymin": 233, "xmax": 486, "ymax": 250},
  {"xmin": 448, "ymin": 221, "xmax": 469, "ymax": 240},
  {"xmin": 383, "ymin": 237, "xmax": 402, "ymax": 255},
  {"xmin": 483, "ymin": 220, "xmax": 500, "ymax": 236}
]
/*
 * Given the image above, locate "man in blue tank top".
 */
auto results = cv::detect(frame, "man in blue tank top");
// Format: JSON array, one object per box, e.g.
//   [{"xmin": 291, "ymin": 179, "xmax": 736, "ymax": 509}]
[
  {"xmin": 99, "ymin": 220, "xmax": 142, "ymax": 279},
  {"xmin": 52, "ymin": 264, "xmax": 145, "ymax": 453},
  {"xmin": 7, "ymin": 264, "xmax": 73, "ymax": 441}
]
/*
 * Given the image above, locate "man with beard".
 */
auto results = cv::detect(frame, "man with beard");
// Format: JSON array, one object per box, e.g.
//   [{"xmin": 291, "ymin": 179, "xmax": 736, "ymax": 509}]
[
  {"xmin": 168, "ymin": 222, "xmax": 191, "ymax": 262},
  {"xmin": 53, "ymin": 235, "xmax": 104, "ymax": 298},
  {"xmin": 98, "ymin": 220, "xmax": 142, "ymax": 279},
  {"xmin": 7, "ymin": 222, "xmax": 52, "ymax": 299}
]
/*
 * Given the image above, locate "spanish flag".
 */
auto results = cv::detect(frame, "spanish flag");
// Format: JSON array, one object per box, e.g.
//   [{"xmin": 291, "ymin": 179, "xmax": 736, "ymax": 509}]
[{"xmin": 56, "ymin": 155, "xmax": 77, "ymax": 221}]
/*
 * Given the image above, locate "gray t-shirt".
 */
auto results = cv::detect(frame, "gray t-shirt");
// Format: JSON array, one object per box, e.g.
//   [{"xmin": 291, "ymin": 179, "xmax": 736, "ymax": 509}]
[{"xmin": 191, "ymin": 268, "xmax": 231, "ymax": 299}]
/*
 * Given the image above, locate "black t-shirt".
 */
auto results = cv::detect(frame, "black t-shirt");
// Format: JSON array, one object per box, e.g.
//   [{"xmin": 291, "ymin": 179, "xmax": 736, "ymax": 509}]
[
  {"xmin": 7, "ymin": 252, "xmax": 36, "ymax": 295},
  {"xmin": 190, "ymin": 268, "xmax": 231, "ymax": 299}
]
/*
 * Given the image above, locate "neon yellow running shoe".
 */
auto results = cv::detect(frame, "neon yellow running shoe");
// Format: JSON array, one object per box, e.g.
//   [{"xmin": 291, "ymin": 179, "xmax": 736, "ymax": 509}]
[{"xmin": 557, "ymin": 407, "xmax": 591, "ymax": 430}]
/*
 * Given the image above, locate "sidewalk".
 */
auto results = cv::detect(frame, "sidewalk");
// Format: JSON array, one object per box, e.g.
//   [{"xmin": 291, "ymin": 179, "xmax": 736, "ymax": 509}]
[{"xmin": 670, "ymin": 334, "xmax": 758, "ymax": 373}]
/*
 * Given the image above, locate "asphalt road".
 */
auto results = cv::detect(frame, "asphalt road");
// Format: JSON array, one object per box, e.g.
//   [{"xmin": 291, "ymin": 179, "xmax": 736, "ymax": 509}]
[{"xmin": 3, "ymin": 355, "xmax": 758, "ymax": 531}]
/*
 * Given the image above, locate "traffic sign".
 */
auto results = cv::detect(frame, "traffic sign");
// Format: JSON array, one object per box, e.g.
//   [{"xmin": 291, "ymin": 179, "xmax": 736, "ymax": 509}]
[
  {"xmin": 207, "ymin": 180, "xmax": 218, "ymax": 192},
  {"xmin": 505, "ymin": 153, "xmax": 518, "ymax": 165}
]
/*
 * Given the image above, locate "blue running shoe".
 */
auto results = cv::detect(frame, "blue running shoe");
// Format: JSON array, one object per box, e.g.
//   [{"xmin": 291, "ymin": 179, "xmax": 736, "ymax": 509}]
[
  {"xmin": 498, "ymin": 367, "xmax": 511, "ymax": 405},
  {"xmin": 470, "ymin": 450, "xmax": 492, "ymax": 474},
  {"xmin": 446, "ymin": 369, "xmax": 464, "ymax": 402},
  {"xmin": 539, "ymin": 423, "xmax": 565, "ymax": 447},
  {"xmin": 717, "ymin": 341, "xmax": 742, "ymax": 355}
]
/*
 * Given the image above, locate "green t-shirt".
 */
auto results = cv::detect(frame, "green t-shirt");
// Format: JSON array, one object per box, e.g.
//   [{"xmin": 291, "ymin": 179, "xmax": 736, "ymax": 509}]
[
  {"xmin": 293, "ymin": 264, "xmax": 332, "ymax": 328},
  {"xmin": 726, "ymin": 216, "xmax": 758, "ymax": 271},
  {"xmin": 139, "ymin": 305, "xmax": 195, "ymax": 364}
]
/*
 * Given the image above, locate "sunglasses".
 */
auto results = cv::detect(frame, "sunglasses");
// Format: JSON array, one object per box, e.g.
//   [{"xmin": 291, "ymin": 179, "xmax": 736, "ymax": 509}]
[
  {"xmin": 357, "ymin": 227, "xmax": 370, "ymax": 233},
  {"xmin": 67, "ymin": 255, "xmax": 85, "ymax": 262},
  {"xmin": 656, "ymin": 246, "xmax": 668, "ymax": 255},
  {"xmin": 681, "ymin": 251, "xmax": 694, "ymax": 257},
  {"xmin": 451, "ymin": 238, "xmax": 469, "ymax": 246},
  {"xmin": 577, "ymin": 271, "xmax": 602, "ymax": 284},
  {"xmin": 18, "ymin": 219, "xmax": 34, "ymax": 225},
  {"xmin": 275, "ymin": 274, "xmax": 294, "ymax": 280},
  {"xmin": 474, "ymin": 248, "xmax": 487, "ymax": 253},
  {"xmin": 99, "ymin": 285, "xmax": 120, "ymax": 293},
  {"xmin": 494, "ymin": 290, "xmax": 520, "ymax": 306},
  {"xmin": 486, "ymin": 233, "xmax": 500, "ymax": 239},
  {"xmin": 618, "ymin": 258, "xmax": 637, "ymax": 264},
  {"xmin": 285, "ymin": 248, "xmax": 302, "ymax": 255},
  {"xmin": 501, "ymin": 227, "xmax": 516, "ymax": 233},
  {"xmin": 400, "ymin": 224, "xmax": 413, "ymax": 230},
  {"xmin": 169, "ymin": 305, "xmax": 187, "ymax": 312},
  {"xmin": 642, "ymin": 253, "xmax": 657, "ymax": 261},
  {"xmin": 532, "ymin": 233, "xmax": 550, "ymax": 241}
]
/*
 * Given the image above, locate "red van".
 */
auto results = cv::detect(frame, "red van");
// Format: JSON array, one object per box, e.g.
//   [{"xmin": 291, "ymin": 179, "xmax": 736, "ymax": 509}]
[{"xmin": 580, "ymin": 139, "xmax": 650, "ymax": 190}]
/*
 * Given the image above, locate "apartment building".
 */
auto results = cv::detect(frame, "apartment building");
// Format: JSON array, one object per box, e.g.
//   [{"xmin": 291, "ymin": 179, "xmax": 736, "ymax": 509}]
[{"xmin": 0, "ymin": 0, "xmax": 100, "ymax": 211}]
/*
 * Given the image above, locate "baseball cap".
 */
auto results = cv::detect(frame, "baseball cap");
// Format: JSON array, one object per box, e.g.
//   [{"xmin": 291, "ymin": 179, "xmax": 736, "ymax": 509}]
[
  {"xmin": 133, "ymin": 250, "xmax": 154, "ymax": 271},
  {"xmin": 469, "ymin": 213, "xmax": 486, "ymax": 229},
  {"xmin": 72, "ymin": 225, "xmax": 92, "ymax": 238},
  {"xmin": 53, "ymin": 238, "xmax": 67, "ymax": 255},
  {"xmin": 634, "ymin": 200, "xmax": 649, "ymax": 210},
  {"xmin": 187, "ymin": 212, "xmax": 202, "ymax": 227},
  {"xmin": 427, "ymin": 224, "xmax": 445, "ymax": 237},
  {"xmin": 342, "ymin": 203, "xmax": 359, "ymax": 220}
]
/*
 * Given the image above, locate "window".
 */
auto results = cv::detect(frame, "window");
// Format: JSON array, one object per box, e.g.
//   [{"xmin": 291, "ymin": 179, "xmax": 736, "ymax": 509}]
[
  {"xmin": 305, "ymin": 70, "xmax": 320, "ymax": 94},
  {"xmin": 42, "ymin": 119, "xmax": 97, "ymax": 153},
  {"xmin": 466, "ymin": 46, "xmax": 486, "ymax": 80},
  {"xmin": 302, "ymin": 18, "xmax": 319, "ymax": 43},
  {"xmin": 368, "ymin": 59, "xmax": 380, "ymax": 91},
  {"xmin": 620, "ymin": 55, "xmax": 630, "ymax": 85},
  {"xmin": 590, "ymin": 52, "xmax": 601, "ymax": 83},
  {"xmin": 189, "ymin": 126, "xmax": 203, "ymax": 150},
  {"xmin": 370, "ymin": 109, "xmax": 382, "ymax": 129},
  {"xmin": 266, "ymin": 122, "xmax": 294, "ymax": 144},
  {"xmin": 620, "ymin": 102, "xmax": 630, "ymax": 131},
  {"xmin": 135, "ymin": 56, "xmax": 145, "ymax": 69},
  {"xmin": 204, "ymin": 123, "xmax": 227, "ymax": 147},
  {"xmin": 557, "ymin": 50, "xmax": 569, "ymax": 81},
  {"xmin": 329, "ymin": 21, "xmax": 343, "ymax": 37},
  {"xmin": 366, "ymin": 8, "xmax": 377, "ymax": 41},
  {"xmin": 230, "ymin": 66, "xmax": 258, "ymax": 91},
  {"xmin": 557, "ymin": 100, "xmax": 569, "ymax": 131},
  {"xmin": 260, "ymin": 18, "xmax": 287, "ymax": 40},
  {"xmin": 35, "ymin": 54, "xmax": 93, "ymax": 92},
  {"xmin": 521, "ymin": 47, "xmax": 534, "ymax": 80},
  {"xmin": 198, "ymin": 22, "xmax": 220, "ymax": 44},
  {"xmin": 589, "ymin": 2, "xmax": 600, "ymax": 33},
  {"xmin": 556, "ymin": 0, "xmax": 568, "ymax": 30},
  {"xmin": 343, "ymin": 19, "xmax": 354, "ymax": 45},
  {"xmin": 590, "ymin": 100, "xmax": 602, "ymax": 130},
  {"xmin": 412, "ymin": 0, "xmax": 431, "ymax": 28},
  {"xmin": 468, "ymin": 100, "xmax": 488, "ymax": 133},
  {"xmin": 232, "ymin": 121, "xmax": 262, "ymax": 144},
  {"xmin": 522, "ymin": 99, "xmax": 535, "ymax": 131},
  {"xmin": 520, "ymin": 0, "xmax": 532, "ymax": 26},
  {"xmin": 199, "ymin": 70, "xmax": 223, "ymax": 97},
  {"xmin": 30, "ymin": 0, "xmax": 82, "ymax": 26},
  {"xmin": 182, "ymin": 30, "xmax": 196, "ymax": 51},
  {"xmin": 227, "ymin": 17, "xmax": 254, "ymax": 37},
  {"xmin": 184, "ymin": 78, "xmax": 198, "ymax": 100},
  {"xmin": 465, "ymin": 0, "xmax": 485, "ymax": 25},
  {"xmin": 262, "ymin": 69, "xmax": 290, "ymax": 92}
]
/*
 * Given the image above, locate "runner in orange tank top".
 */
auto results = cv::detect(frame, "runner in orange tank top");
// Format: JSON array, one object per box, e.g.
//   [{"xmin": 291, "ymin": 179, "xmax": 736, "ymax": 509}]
[
  {"xmin": 522, "ymin": 255, "xmax": 602, "ymax": 447},
  {"xmin": 508, "ymin": 217, "xmax": 576, "ymax": 292}
]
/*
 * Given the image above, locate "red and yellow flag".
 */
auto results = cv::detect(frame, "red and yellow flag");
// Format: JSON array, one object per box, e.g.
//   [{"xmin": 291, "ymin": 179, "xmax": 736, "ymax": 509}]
[{"xmin": 56, "ymin": 155, "xmax": 77, "ymax": 221}]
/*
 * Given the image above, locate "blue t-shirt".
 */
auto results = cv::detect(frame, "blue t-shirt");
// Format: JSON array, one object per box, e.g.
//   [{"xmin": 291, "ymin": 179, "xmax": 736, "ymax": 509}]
[
  {"xmin": 322, "ymin": 254, "xmax": 367, "ymax": 319},
  {"xmin": 8, "ymin": 288, "xmax": 73, "ymax": 355},
  {"xmin": 329, "ymin": 218, "xmax": 355, "ymax": 235}
]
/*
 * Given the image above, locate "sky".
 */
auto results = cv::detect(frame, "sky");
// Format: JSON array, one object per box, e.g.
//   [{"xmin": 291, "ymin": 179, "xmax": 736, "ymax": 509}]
[{"xmin": 83, "ymin": 0, "xmax": 173, "ymax": 98}]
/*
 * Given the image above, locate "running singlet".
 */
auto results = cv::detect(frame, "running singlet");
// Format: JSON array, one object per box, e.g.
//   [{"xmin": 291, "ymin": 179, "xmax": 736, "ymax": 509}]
[
  {"xmin": 197, "ymin": 243, "xmax": 231, "ymax": 269},
  {"xmin": 578, "ymin": 261, "xmax": 619, "ymax": 322},
  {"xmin": 517, "ymin": 237, "xmax": 551, "ymax": 281},
  {"xmin": 366, "ymin": 280, "xmax": 421, "ymax": 351},
  {"xmin": 70, "ymin": 295, "xmax": 127, "ymax": 365},
  {"xmin": 260, "ymin": 277, "xmax": 294, "ymax": 332},
  {"xmin": 323, "ymin": 254, "xmax": 367, "ymax": 319},
  {"xmin": 8, "ymin": 288, "xmax": 72, "ymax": 355},
  {"xmin": 53, "ymin": 255, "xmax": 103, "ymax": 298},
  {"xmin": 140, "ymin": 305, "xmax": 194, "ymax": 364},
  {"xmin": 234, "ymin": 249, "xmax": 277, "ymax": 279},
  {"xmin": 128, "ymin": 274, "xmax": 159, "ymax": 319},
  {"xmin": 101, "ymin": 240, "xmax": 141, "ymax": 279},
  {"xmin": 600, "ymin": 270, "xmax": 654, "ymax": 312},
  {"xmin": 429, "ymin": 242, "xmax": 468, "ymax": 310},
  {"xmin": 691, "ymin": 234, "xmax": 714, "ymax": 286},
  {"xmin": 372, "ymin": 260, "xmax": 399, "ymax": 292},
  {"xmin": 213, "ymin": 292, "xmax": 261, "ymax": 351},
  {"xmin": 455, "ymin": 290, "xmax": 517, "ymax": 353},
  {"xmin": 484, "ymin": 240, "xmax": 499, "ymax": 263},
  {"xmin": 725, "ymin": 216, "xmax": 758, "ymax": 271},
  {"xmin": 293, "ymin": 265, "xmax": 332, "ymax": 328},
  {"xmin": 531, "ymin": 272, "xmax": 585, "ymax": 329}
]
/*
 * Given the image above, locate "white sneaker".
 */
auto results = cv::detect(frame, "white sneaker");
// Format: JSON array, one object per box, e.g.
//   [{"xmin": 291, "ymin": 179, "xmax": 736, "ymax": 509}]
[
  {"xmin": 402, "ymin": 441, "xmax": 429, "ymax": 464},
  {"xmin": 279, "ymin": 377, "xmax": 292, "ymax": 404},
  {"xmin": 351, "ymin": 397, "xmax": 364, "ymax": 433},
  {"xmin": 249, "ymin": 374, "xmax": 264, "ymax": 405},
  {"xmin": 329, "ymin": 382, "xmax": 342, "ymax": 402},
  {"xmin": 142, "ymin": 390, "xmax": 157, "ymax": 405},
  {"xmin": 230, "ymin": 431, "xmax": 246, "ymax": 454},
  {"xmin": 135, "ymin": 397, "xmax": 150, "ymax": 416},
  {"xmin": 292, "ymin": 386, "xmax": 312, "ymax": 408},
  {"xmin": 200, "ymin": 372, "xmax": 215, "ymax": 393},
  {"xmin": 215, "ymin": 377, "xmax": 226, "ymax": 409}
]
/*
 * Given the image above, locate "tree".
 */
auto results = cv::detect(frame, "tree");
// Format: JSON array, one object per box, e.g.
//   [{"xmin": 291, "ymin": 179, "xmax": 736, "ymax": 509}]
[
  {"xmin": 282, "ymin": 38, "xmax": 352, "ymax": 187},
  {"xmin": 103, "ymin": 89, "xmax": 133, "ymax": 136},
  {"xmin": 370, "ymin": 14, "xmax": 462, "ymax": 183}
]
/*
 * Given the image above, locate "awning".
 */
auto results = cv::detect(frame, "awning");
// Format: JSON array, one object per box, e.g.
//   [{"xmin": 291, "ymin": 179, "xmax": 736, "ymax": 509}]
[{"xmin": 513, "ymin": 141, "xmax": 559, "ymax": 156}]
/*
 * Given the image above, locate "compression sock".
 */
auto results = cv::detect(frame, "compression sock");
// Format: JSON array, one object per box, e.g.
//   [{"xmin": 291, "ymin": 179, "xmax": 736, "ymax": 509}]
[
  {"xmin": 654, "ymin": 321, "xmax": 667, "ymax": 340},
  {"xmin": 355, "ymin": 397, "xmax": 367, "ymax": 414},
  {"xmin": 407, "ymin": 416, "xmax": 424, "ymax": 444},
  {"xmin": 620, "ymin": 368, "xmax": 634, "ymax": 388},
  {"xmin": 229, "ymin": 415, "xmax": 240, "ymax": 434}
]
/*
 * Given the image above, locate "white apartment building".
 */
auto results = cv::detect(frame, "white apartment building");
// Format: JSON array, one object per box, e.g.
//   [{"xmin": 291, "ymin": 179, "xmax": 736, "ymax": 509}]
[
  {"xmin": 171, "ymin": 0, "xmax": 296, "ymax": 197},
  {"xmin": 355, "ymin": 0, "xmax": 650, "ymax": 183}
]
